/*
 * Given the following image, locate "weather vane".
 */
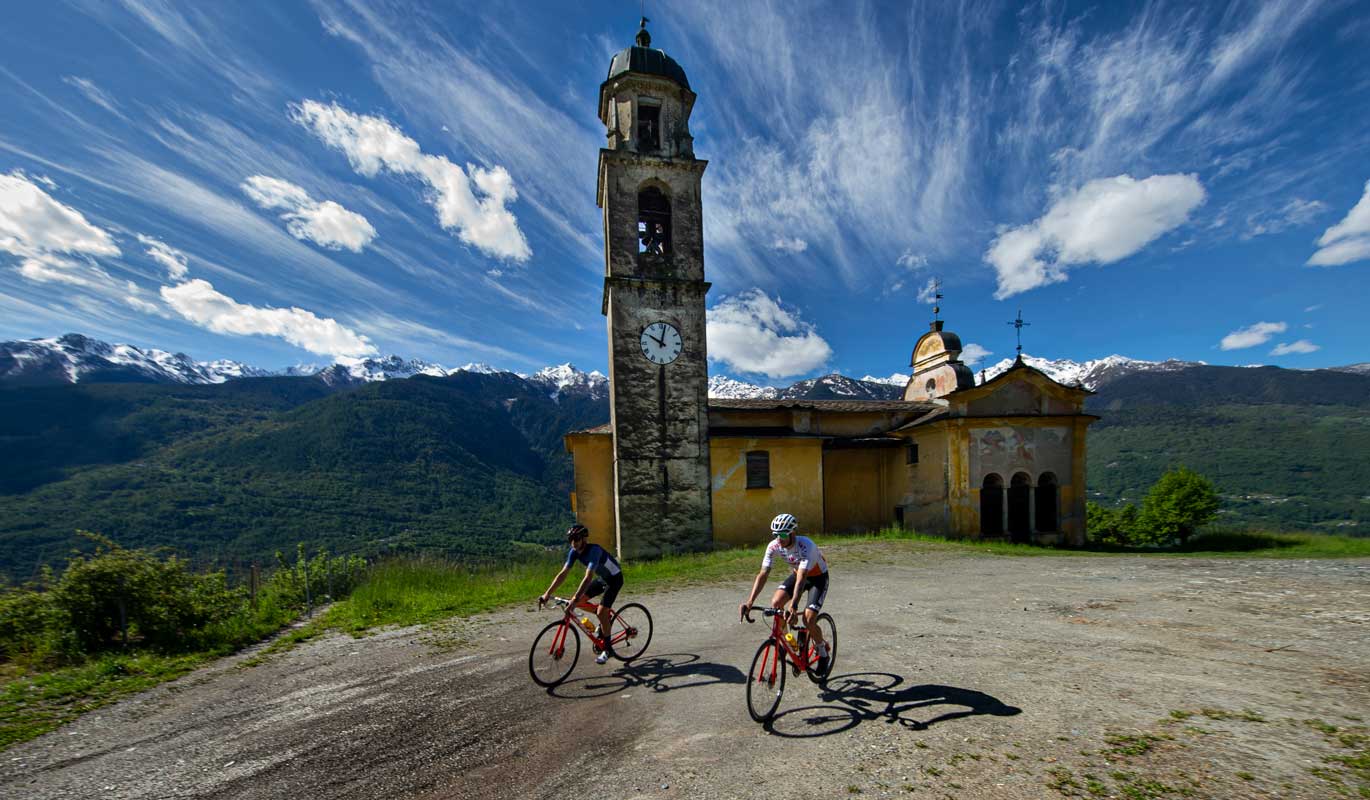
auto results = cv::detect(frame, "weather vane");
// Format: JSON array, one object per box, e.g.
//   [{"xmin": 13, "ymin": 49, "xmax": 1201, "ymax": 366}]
[
  {"xmin": 1007, "ymin": 309, "xmax": 1030, "ymax": 361},
  {"xmin": 930, "ymin": 277, "xmax": 943, "ymax": 322}
]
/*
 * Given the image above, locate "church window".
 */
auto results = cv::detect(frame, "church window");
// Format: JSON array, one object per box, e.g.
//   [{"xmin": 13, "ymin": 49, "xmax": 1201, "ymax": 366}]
[
  {"xmin": 746, "ymin": 450, "xmax": 770, "ymax": 489},
  {"xmin": 637, "ymin": 101, "xmax": 660, "ymax": 151},
  {"xmin": 925, "ymin": 378, "xmax": 936, "ymax": 395},
  {"xmin": 906, "ymin": 443, "xmax": 919, "ymax": 464},
  {"xmin": 638, "ymin": 186, "xmax": 671, "ymax": 255}
]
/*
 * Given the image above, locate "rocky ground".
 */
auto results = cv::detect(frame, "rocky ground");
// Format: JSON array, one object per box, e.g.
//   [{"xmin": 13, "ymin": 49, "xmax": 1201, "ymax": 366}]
[{"xmin": 4, "ymin": 543, "xmax": 1368, "ymax": 799}]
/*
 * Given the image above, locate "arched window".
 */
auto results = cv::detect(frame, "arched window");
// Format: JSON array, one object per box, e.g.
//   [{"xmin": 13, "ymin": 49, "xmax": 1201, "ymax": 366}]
[
  {"xmin": 925, "ymin": 378, "xmax": 936, "ymax": 395},
  {"xmin": 1036, "ymin": 472, "xmax": 1059, "ymax": 533},
  {"xmin": 637, "ymin": 101, "xmax": 661, "ymax": 151},
  {"xmin": 1008, "ymin": 472, "xmax": 1032, "ymax": 543},
  {"xmin": 638, "ymin": 186, "xmax": 671, "ymax": 255},
  {"xmin": 980, "ymin": 473, "xmax": 1003, "ymax": 536}
]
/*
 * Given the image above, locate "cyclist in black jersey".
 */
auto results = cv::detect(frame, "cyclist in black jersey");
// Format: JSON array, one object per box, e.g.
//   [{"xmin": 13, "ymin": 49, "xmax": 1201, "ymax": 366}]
[{"xmin": 539, "ymin": 523, "xmax": 624, "ymax": 664}]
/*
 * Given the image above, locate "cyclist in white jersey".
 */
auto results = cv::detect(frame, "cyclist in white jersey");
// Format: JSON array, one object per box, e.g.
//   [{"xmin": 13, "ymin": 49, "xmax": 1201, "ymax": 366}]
[{"xmin": 738, "ymin": 513, "xmax": 831, "ymax": 674}]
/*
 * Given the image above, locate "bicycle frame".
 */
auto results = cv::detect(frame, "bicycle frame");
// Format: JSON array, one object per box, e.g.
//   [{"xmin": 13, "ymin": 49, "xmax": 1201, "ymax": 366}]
[
  {"xmin": 746, "ymin": 606, "xmax": 818, "ymax": 673},
  {"xmin": 548, "ymin": 597, "xmax": 632, "ymax": 654}
]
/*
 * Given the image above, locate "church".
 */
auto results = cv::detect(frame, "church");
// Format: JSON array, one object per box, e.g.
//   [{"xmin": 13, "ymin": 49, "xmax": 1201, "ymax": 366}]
[{"xmin": 565, "ymin": 23, "xmax": 1097, "ymax": 559}]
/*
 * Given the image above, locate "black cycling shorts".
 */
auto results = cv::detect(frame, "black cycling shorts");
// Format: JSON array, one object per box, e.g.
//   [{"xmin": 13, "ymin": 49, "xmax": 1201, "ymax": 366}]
[
  {"xmin": 779, "ymin": 571, "xmax": 829, "ymax": 612},
  {"xmin": 586, "ymin": 573, "xmax": 623, "ymax": 609}
]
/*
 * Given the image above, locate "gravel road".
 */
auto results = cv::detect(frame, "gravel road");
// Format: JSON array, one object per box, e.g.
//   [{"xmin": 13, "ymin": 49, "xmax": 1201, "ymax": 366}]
[{"xmin": 5, "ymin": 543, "xmax": 1368, "ymax": 799}]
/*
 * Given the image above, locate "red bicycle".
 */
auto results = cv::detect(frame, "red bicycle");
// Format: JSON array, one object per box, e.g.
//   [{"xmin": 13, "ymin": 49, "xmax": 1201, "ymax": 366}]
[
  {"xmin": 742, "ymin": 605, "xmax": 838, "ymax": 723},
  {"xmin": 529, "ymin": 596, "xmax": 653, "ymax": 687}
]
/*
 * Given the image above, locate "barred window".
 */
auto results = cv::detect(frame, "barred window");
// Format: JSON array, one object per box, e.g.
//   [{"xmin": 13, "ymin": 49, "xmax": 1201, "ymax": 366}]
[{"xmin": 746, "ymin": 450, "xmax": 770, "ymax": 489}]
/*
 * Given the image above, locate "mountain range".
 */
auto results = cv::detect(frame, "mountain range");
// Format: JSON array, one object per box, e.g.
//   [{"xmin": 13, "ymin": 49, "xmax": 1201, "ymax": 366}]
[{"xmin": 0, "ymin": 333, "xmax": 1366, "ymax": 577}]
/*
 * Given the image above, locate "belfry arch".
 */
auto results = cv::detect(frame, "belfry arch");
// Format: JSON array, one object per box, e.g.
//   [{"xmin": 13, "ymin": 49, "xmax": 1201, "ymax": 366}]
[{"xmin": 637, "ymin": 184, "xmax": 671, "ymax": 255}]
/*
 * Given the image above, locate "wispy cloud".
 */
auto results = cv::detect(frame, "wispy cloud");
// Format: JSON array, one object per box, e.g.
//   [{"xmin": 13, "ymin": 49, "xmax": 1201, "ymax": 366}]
[
  {"xmin": 986, "ymin": 174, "xmax": 1206, "ymax": 298},
  {"xmin": 1270, "ymin": 339, "xmax": 1319, "ymax": 355},
  {"xmin": 136, "ymin": 234, "xmax": 188, "ymax": 280},
  {"xmin": 292, "ymin": 100, "xmax": 529, "ymax": 261},
  {"xmin": 241, "ymin": 175, "xmax": 377, "ymax": 252},
  {"xmin": 1220, "ymin": 321, "xmax": 1287, "ymax": 350},
  {"xmin": 62, "ymin": 76, "xmax": 123, "ymax": 117},
  {"xmin": 1243, "ymin": 197, "xmax": 1327, "ymax": 239},
  {"xmin": 1308, "ymin": 179, "xmax": 1370, "ymax": 266},
  {"xmin": 160, "ymin": 278, "xmax": 377, "ymax": 358},
  {"xmin": 706, "ymin": 289, "xmax": 832, "ymax": 379},
  {"xmin": 960, "ymin": 343, "xmax": 991, "ymax": 365}
]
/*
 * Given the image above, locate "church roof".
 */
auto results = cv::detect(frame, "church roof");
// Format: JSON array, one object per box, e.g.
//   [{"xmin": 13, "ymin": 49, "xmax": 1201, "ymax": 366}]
[
  {"xmin": 708, "ymin": 398, "xmax": 940, "ymax": 413},
  {"xmin": 606, "ymin": 46, "xmax": 691, "ymax": 89}
]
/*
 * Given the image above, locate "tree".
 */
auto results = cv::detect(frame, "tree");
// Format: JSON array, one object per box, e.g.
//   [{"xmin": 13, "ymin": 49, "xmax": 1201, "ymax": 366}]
[
  {"xmin": 1087, "ymin": 501, "xmax": 1140, "ymax": 546},
  {"xmin": 1139, "ymin": 466, "xmax": 1220, "ymax": 545}
]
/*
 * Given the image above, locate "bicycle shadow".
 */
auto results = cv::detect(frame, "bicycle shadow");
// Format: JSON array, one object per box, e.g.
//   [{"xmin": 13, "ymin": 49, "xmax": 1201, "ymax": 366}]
[
  {"xmin": 764, "ymin": 672, "xmax": 1021, "ymax": 738},
  {"xmin": 549, "ymin": 652, "xmax": 746, "ymax": 699}
]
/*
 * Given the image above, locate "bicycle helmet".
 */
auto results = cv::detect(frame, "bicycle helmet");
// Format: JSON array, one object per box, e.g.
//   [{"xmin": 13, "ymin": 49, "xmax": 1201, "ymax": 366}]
[
  {"xmin": 566, "ymin": 523, "xmax": 589, "ymax": 542},
  {"xmin": 769, "ymin": 513, "xmax": 798, "ymax": 536}
]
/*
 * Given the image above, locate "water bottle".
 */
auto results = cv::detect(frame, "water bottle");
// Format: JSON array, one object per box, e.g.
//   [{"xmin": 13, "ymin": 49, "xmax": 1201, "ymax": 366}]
[
  {"xmin": 580, "ymin": 616, "xmax": 596, "ymax": 632},
  {"xmin": 784, "ymin": 632, "xmax": 797, "ymax": 647}
]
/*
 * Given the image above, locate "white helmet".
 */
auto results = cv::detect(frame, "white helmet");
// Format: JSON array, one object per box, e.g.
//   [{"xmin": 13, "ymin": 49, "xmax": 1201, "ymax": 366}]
[{"xmin": 769, "ymin": 513, "xmax": 798, "ymax": 536}]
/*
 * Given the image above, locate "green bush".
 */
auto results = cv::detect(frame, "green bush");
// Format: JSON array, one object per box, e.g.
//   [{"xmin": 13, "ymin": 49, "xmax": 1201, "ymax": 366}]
[
  {"xmin": 1087, "ymin": 502, "xmax": 1139, "ymax": 546},
  {"xmin": 1139, "ymin": 466, "xmax": 1221, "ymax": 545}
]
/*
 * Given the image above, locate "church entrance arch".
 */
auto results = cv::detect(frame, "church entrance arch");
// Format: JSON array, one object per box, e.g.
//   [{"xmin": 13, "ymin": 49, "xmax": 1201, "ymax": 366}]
[
  {"xmin": 1008, "ymin": 472, "xmax": 1032, "ymax": 543},
  {"xmin": 980, "ymin": 474, "xmax": 1004, "ymax": 537},
  {"xmin": 1036, "ymin": 472, "xmax": 1059, "ymax": 534}
]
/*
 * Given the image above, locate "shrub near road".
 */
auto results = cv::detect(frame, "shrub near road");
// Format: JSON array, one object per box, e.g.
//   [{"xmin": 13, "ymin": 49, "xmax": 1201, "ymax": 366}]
[{"xmin": 0, "ymin": 536, "xmax": 363, "ymax": 748}]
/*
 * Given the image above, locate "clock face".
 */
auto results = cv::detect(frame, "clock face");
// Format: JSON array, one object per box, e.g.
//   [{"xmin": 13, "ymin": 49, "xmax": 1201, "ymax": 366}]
[{"xmin": 640, "ymin": 322, "xmax": 683, "ymax": 365}]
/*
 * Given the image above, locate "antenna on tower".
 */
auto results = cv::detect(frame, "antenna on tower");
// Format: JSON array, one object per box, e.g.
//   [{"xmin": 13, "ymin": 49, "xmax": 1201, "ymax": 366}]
[{"xmin": 1007, "ymin": 309, "xmax": 1030, "ymax": 363}]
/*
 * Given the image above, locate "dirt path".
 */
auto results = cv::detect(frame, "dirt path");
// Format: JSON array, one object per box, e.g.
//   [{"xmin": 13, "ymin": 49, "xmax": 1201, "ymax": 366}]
[{"xmin": 4, "ymin": 545, "xmax": 1368, "ymax": 799}]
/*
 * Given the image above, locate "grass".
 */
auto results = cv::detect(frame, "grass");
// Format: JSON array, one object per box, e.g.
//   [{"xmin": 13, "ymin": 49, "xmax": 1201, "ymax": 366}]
[{"xmin": 0, "ymin": 652, "xmax": 208, "ymax": 749}]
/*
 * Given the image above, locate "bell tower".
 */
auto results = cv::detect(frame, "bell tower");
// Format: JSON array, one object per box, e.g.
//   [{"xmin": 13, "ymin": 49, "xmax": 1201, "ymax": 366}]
[{"xmin": 598, "ymin": 19, "xmax": 713, "ymax": 559}]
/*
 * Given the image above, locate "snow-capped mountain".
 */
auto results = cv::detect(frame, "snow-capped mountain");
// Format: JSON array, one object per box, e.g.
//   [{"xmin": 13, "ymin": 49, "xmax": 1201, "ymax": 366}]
[
  {"xmin": 978, "ymin": 354, "xmax": 1207, "ymax": 391},
  {"xmin": 708, "ymin": 373, "xmax": 901, "ymax": 400},
  {"xmin": 708, "ymin": 375, "xmax": 778, "ymax": 399},
  {"xmin": 860, "ymin": 373, "xmax": 910, "ymax": 388},
  {"xmin": 1330, "ymin": 363, "xmax": 1370, "ymax": 375},
  {"xmin": 0, "ymin": 334, "xmax": 259, "ymax": 385},
  {"xmin": 523, "ymin": 364, "xmax": 609, "ymax": 400}
]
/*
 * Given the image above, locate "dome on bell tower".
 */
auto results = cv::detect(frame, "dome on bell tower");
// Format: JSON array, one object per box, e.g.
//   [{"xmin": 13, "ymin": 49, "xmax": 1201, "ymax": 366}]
[{"xmin": 605, "ymin": 19, "xmax": 691, "ymax": 89}]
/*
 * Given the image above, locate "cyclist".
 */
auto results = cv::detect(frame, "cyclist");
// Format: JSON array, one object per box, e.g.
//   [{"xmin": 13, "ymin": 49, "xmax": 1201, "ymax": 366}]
[
  {"xmin": 539, "ymin": 523, "xmax": 623, "ymax": 665},
  {"xmin": 738, "ymin": 513, "xmax": 831, "ymax": 674}
]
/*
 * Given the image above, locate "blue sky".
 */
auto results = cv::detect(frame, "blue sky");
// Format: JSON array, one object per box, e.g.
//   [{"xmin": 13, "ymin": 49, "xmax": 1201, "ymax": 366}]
[{"xmin": 1, "ymin": 1, "xmax": 1367, "ymax": 382}]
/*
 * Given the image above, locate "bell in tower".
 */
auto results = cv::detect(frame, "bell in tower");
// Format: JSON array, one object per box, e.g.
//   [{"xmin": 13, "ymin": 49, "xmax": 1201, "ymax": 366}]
[{"xmin": 597, "ymin": 18, "xmax": 713, "ymax": 559}]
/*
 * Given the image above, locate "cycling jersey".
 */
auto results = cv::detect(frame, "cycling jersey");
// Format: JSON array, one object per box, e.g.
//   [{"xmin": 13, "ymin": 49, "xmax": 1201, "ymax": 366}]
[
  {"xmin": 761, "ymin": 535, "xmax": 828, "ymax": 578},
  {"xmin": 565, "ymin": 543, "xmax": 622, "ymax": 582}
]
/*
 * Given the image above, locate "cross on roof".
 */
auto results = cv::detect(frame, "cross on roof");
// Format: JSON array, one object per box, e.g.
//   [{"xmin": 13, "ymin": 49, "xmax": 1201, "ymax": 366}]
[
  {"xmin": 930, "ymin": 277, "xmax": 943, "ymax": 322},
  {"xmin": 1007, "ymin": 309, "xmax": 1030, "ymax": 362}
]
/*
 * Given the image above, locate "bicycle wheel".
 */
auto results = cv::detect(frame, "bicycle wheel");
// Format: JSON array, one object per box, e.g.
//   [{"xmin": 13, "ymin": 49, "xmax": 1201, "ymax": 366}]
[
  {"xmin": 528, "ymin": 620, "xmax": 580, "ymax": 687},
  {"xmin": 606, "ymin": 602, "xmax": 653, "ymax": 662},
  {"xmin": 746, "ymin": 638, "xmax": 787, "ymax": 723},
  {"xmin": 806, "ymin": 613, "xmax": 837, "ymax": 684}
]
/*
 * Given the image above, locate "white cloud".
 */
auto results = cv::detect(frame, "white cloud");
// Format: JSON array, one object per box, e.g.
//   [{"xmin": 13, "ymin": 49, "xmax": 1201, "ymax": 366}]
[
  {"xmin": 1270, "ymin": 339, "xmax": 1319, "ymax": 356},
  {"xmin": 160, "ymin": 278, "xmax": 377, "ymax": 358},
  {"xmin": 1308, "ymin": 180, "xmax": 1370, "ymax": 266},
  {"xmin": 897, "ymin": 250, "xmax": 929, "ymax": 270},
  {"xmin": 915, "ymin": 278, "xmax": 941, "ymax": 304},
  {"xmin": 961, "ymin": 343, "xmax": 991, "ymax": 365},
  {"xmin": 1, "ymin": 170, "xmax": 124, "ymax": 289},
  {"xmin": 706, "ymin": 289, "xmax": 832, "ymax": 379},
  {"xmin": 1220, "ymin": 321, "xmax": 1287, "ymax": 350},
  {"xmin": 291, "ymin": 100, "xmax": 529, "ymax": 261},
  {"xmin": 241, "ymin": 175, "xmax": 376, "ymax": 252},
  {"xmin": 770, "ymin": 237, "xmax": 808, "ymax": 254},
  {"xmin": 136, "ymin": 234, "xmax": 188, "ymax": 280},
  {"xmin": 986, "ymin": 173, "xmax": 1206, "ymax": 298}
]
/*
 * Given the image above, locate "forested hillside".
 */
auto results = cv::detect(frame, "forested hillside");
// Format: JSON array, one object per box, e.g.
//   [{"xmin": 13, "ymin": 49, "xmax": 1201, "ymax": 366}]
[
  {"xmin": 1085, "ymin": 365, "xmax": 1370, "ymax": 532},
  {"xmin": 0, "ymin": 373, "xmax": 604, "ymax": 579}
]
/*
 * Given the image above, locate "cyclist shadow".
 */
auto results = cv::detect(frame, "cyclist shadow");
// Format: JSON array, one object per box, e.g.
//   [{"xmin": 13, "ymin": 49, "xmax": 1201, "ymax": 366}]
[
  {"xmin": 765, "ymin": 672, "xmax": 1021, "ymax": 738},
  {"xmin": 548, "ymin": 653, "xmax": 745, "ymax": 700}
]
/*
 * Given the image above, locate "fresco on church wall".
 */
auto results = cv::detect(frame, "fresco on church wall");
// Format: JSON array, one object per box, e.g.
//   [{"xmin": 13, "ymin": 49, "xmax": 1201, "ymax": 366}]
[{"xmin": 970, "ymin": 425, "xmax": 1071, "ymax": 484}]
